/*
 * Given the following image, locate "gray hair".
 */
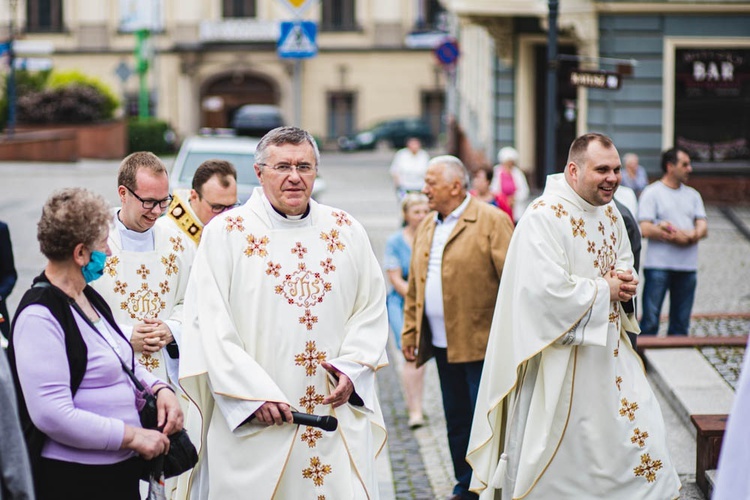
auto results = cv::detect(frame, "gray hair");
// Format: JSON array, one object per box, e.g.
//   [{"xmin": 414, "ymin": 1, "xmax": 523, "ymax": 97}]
[
  {"xmin": 498, "ymin": 146, "xmax": 519, "ymax": 165},
  {"xmin": 623, "ymin": 153, "xmax": 638, "ymax": 166},
  {"xmin": 429, "ymin": 155, "xmax": 470, "ymax": 190},
  {"xmin": 38, "ymin": 188, "xmax": 111, "ymax": 261},
  {"xmin": 255, "ymin": 126, "xmax": 320, "ymax": 168}
]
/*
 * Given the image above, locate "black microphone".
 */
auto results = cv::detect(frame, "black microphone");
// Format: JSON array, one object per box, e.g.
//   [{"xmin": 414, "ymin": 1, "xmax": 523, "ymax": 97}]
[{"xmin": 291, "ymin": 411, "xmax": 338, "ymax": 432}]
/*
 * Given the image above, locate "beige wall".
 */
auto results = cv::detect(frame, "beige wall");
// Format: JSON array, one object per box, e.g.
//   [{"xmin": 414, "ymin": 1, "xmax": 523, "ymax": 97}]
[{"xmin": 8, "ymin": 0, "xmax": 444, "ymax": 142}]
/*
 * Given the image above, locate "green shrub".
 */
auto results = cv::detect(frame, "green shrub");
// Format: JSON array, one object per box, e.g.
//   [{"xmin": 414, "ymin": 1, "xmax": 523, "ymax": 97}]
[
  {"xmin": 47, "ymin": 70, "xmax": 119, "ymax": 119},
  {"xmin": 128, "ymin": 118, "xmax": 173, "ymax": 154}
]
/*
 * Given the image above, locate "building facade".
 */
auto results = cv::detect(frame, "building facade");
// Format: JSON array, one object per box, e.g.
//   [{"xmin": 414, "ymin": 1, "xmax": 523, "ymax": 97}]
[
  {"xmin": 1, "ymin": 0, "xmax": 448, "ymax": 145},
  {"xmin": 441, "ymin": 0, "xmax": 750, "ymax": 191}
]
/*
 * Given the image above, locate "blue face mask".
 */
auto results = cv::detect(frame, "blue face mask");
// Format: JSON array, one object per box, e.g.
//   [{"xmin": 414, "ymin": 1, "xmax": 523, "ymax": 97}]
[{"xmin": 82, "ymin": 250, "xmax": 107, "ymax": 283}]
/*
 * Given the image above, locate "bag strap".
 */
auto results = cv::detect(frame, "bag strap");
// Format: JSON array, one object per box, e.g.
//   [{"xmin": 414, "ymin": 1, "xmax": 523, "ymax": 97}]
[{"xmin": 32, "ymin": 281, "xmax": 148, "ymax": 393}]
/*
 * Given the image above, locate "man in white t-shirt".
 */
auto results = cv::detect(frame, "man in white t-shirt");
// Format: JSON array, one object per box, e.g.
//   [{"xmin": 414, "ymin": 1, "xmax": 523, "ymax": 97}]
[
  {"xmin": 390, "ymin": 137, "xmax": 430, "ymax": 199},
  {"xmin": 638, "ymin": 146, "xmax": 707, "ymax": 336}
]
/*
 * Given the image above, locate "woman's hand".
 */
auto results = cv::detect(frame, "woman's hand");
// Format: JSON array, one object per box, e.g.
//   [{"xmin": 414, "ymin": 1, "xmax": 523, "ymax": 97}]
[
  {"xmin": 154, "ymin": 385, "xmax": 184, "ymax": 435},
  {"xmin": 121, "ymin": 424, "xmax": 170, "ymax": 460}
]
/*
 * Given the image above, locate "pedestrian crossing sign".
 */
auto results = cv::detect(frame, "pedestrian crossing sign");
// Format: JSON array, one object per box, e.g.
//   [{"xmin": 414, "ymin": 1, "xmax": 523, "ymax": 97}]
[{"xmin": 278, "ymin": 21, "xmax": 317, "ymax": 59}]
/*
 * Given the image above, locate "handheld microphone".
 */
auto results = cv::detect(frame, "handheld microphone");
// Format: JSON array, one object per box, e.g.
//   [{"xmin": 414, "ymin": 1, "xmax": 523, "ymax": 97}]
[{"xmin": 291, "ymin": 411, "xmax": 338, "ymax": 432}]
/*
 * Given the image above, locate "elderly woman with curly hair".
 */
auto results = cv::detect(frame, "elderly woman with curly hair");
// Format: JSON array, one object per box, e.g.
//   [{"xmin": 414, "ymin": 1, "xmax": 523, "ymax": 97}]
[{"xmin": 7, "ymin": 188, "xmax": 183, "ymax": 500}]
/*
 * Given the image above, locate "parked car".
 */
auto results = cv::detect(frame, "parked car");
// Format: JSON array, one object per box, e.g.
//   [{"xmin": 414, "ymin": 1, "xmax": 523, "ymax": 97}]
[
  {"xmin": 338, "ymin": 118, "xmax": 434, "ymax": 151},
  {"xmin": 231, "ymin": 104, "xmax": 285, "ymax": 137},
  {"xmin": 170, "ymin": 134, "xmax": 325, "ymax": 203}
]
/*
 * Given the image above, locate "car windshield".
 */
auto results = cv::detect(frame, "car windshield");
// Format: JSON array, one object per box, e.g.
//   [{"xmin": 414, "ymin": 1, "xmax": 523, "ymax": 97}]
[{"xmin": 178, "ymin": 151, "xmax": 259, "ymax": 187}]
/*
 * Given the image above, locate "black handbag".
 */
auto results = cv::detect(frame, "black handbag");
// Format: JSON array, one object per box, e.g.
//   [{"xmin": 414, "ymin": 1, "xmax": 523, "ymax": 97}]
[
  {"xmin": 69, "ymin": 300, "xmax": 198, "ymax": 479},
  {"xmin": 125, "ymin": 367, "xmax": 198, "ymax": 479}
]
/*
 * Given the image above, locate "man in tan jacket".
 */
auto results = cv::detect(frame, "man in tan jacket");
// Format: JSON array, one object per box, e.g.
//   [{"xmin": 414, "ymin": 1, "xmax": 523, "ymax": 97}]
[{"xmin": 402, "ymin": 155, "xmax": 514, "ymax": 500}]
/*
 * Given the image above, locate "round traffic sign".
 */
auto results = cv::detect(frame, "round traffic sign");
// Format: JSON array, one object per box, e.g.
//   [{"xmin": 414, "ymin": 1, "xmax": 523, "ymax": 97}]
[{"xmin": 435, "ymin": 38, "xmax": 460, "ymax": 66}]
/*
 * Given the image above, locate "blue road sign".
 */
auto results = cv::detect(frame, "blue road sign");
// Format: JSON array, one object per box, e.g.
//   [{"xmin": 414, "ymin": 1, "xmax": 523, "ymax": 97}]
[
  {"xmin": 278, "ymin": 21, "xmax": 317, "ymax": 59},
  {"xmin": 434, "ymin": 38, "xmax": 460, "ymax": 66}
]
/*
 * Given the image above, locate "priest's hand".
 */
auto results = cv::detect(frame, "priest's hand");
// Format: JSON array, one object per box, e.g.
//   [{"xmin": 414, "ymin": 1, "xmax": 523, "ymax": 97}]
[
  {"xmin": 402, "ymin": 345, "xmax": 417, "ymax": 362},
  {"xmin": 131, "ymin": 321, "xmax": 166, "ymax": 353},
  {"xmin": 605, "ymin": 269, "xmax": 637, "ymax": 302},
  {"xmin": 254, "ymin": 402, "xmax": 293, "ymax": 426},
  {"xmin": 144, "ymin": 317, "xmax": 174, "ymax": 345},
  {"xmin": 321, "ymin": 362, "xmax": 354, "ymax": 408}
]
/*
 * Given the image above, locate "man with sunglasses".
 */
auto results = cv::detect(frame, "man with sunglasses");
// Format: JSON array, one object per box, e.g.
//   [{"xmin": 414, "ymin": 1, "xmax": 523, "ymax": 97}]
[
  {"xmin": 158, "ymin": 159, "xmax": 238, "ymax": 249},
  {"xmin": 92, "ymin": 152, "xmax": 195, "ymax": 415},
  {"xmin": 177, "ymin": 127, "xmax": 388, "ymax": 499}
]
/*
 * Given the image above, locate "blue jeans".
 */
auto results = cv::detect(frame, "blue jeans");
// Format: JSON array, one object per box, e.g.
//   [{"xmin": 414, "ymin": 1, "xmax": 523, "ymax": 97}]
[
  {"xmin": 640, "ymin": 269, "xmax": 697, "ymax": 336},
  {"xmin": 433, "ymin": 347, "xmax": 483, "ymax": 500}
]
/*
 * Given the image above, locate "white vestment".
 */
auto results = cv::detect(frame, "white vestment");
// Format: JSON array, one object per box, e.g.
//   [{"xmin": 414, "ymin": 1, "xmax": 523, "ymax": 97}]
[
  {"xmin": 467, "ymin": 174, "xmax": 680, "ymax": 500},
  {"xmin": 92, "ymin": 212, "xmax": 195, "ymax": 386},
  {"xmin": 713, "ymin": 336, "xmax": 750, "ymax": 499},
  {"xmin": 156, "ymin": 189, "xmax": 203, "ymax": 250},
  {"xmin": 177, "ymin": 188, "xmax": 388, "ymax": 499}
]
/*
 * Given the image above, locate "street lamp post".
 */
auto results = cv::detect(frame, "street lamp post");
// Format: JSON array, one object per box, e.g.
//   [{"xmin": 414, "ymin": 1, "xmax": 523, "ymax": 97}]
[
  {"xmin": 6, "ymin": 0, "xmax": 18, "ymax": 137},
  {"xmin": 544, "ymin": 0, "xmax": 559, "ymax": 178}
]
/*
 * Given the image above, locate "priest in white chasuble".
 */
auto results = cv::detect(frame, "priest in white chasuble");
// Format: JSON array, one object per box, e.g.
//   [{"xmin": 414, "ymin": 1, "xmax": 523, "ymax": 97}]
[
  {"xmin": 177, "ymin": 127, "xmax": 388, "ymax": 500},
  {"xmin": 467, "ymin": 133, "xmax": 681, "ymax": 500},
  {"xmin": 157, "ymin": 159, "xmax": 239, "ymax": 250},
  {"xmin": 92, "ymin": 152, "xmax": 195, "ymax": 389}
]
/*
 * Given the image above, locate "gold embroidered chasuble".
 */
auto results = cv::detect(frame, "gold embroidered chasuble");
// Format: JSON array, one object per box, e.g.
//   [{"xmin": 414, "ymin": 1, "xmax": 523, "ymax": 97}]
[
  {"xmin": 177, "ymin": 189, "xmax": 388, "ymax": 500},
  {"xmin": 159, "ymin": 189, "xmax": 202, "ymax": 248},
  {"xmin": 92, "ymin": 213, "xmax": 195, "ymax": 385},
  {"xmin": 466, "ymin": 174, "xmax": 680, "ymax": 500}
]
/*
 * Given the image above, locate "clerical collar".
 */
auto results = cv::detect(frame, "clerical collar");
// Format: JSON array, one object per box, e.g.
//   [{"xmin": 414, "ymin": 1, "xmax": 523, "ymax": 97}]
[
  {"xmin": 115, "ymin": 210, "xmax": 155, "ymax": 251},
  {"xmin": 260, "ymin": 192, "xmax": 313, "ymax": 228},
  {"xmin": 270, "ymin": 202, "xmax": 311, "ymax": 220},
  {"xmin": 434, "ymin": 195, "xmax": 470, "ymax": 224}
]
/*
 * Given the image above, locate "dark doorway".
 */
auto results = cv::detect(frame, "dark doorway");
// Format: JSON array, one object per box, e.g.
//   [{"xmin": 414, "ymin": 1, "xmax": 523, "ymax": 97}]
[
  {"xmin": 534, "ymin": 44, "xmax": 578, "ymax": 188},
  {"xmin": 421, "ymin": 90, "xmax": 445, "ymax": 144},
  {"xmin": 201, "ymin": 72, "xmax": 279, "ymax": 129}
]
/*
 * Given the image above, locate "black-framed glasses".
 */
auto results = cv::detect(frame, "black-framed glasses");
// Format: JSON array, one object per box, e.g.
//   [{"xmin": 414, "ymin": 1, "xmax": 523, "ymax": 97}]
[
  {"xmin": 124, "ymin": 185, "xmax": 173, "ymax": 210},
  {"xmin": 257, "ymin": 162, "xmax": 317, "ymax": 175},
  {"xmin": 201, "ymin": 196, "xmax": 240, "ymax": 214}
]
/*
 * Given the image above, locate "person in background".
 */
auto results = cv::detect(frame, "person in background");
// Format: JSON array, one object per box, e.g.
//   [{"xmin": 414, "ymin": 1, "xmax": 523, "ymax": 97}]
[
  {"xmin": 1, "ymin": 341, "xmax": 34, "ymax": 499},
  {"xmin": 402, "ymin": 155, "xmax": 514, "ymax": 500},
  {"xmin": 621, "ymin": 153, "xmax": 649, "ymax": 198},
  {"xmin": 390, "ymin": 137, "xmax": 431, "ymax": 200},
  {"xmin": 0, "ymin": 220, "xmax": 17, "ymax": 343},
  {"xmin": 7, "ymin": 188, "xmax": 182, "ymax": 500},
  {"xmin": 158, "ymin": 159, "xmax": 238, "ymax": 249},
  {"xmin": 384, "ymin": 192, "xmax": 430, "ymax": 429},
  {"xmin": 638, "ymin": 147, "xmax": 707, "ymax": 337},
  {"xmin": 490, "ymin": 146, "xmax": 530, "ymax": 222},
  {"xmin": 469, "ymin": 167, "xmax": 513, "ymax": 221}
]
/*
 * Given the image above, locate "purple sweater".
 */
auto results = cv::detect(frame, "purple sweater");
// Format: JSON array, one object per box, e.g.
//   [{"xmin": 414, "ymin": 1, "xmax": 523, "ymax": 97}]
[{"xmin": 13, "ymin": 304, "xmax": 161, "ymax": 465}]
